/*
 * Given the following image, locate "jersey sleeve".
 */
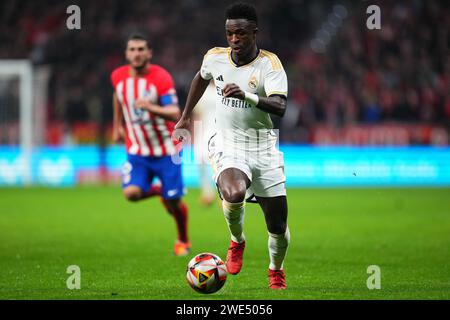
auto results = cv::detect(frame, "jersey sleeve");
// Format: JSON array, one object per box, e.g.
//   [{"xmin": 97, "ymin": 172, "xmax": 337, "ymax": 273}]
[
  {"xmin": 110, "ymin": 66, "xmax": 127, "ymax": 90},
  {"xmin": 110, "ymin": 70, "xmax": 118, "ymax": 89},
  {"xmin": 155, "ymin": 67, "xmax": 179, "ymax": 106},
  {"xmin": 200, "ymin": 52, "xmax": 213, "ymax": 81},
  {"xmin": 263, "ymin": 64, "xmax": 288, "ymax": 98}
]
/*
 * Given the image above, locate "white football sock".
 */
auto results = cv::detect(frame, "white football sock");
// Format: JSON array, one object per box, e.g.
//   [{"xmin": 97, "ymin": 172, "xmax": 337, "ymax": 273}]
[
  {"xmin": 268, "ymin": 227, "xmax": 290, "ymax": 270},
  {"xmin": 222, "ymin": 200, "xmax": 245, "ymax": 243}
]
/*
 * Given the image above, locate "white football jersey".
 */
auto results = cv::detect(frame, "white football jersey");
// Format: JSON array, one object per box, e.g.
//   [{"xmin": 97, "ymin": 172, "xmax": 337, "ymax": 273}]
[{"xmin": 200, "ymin": 47, "xmax": 288, "ymax": 150}]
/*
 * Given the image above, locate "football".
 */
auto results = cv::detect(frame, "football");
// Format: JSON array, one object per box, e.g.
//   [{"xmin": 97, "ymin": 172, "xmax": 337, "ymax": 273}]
[{"xmin": 186, "ymin": 253, "xmax": 227, "ymax": 294}]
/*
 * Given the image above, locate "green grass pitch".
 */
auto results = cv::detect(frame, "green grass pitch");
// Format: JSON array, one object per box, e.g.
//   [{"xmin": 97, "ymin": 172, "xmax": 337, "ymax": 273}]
[{"xmin": 0, "ymin": 187, "xmax": 449, "ymax": 300}]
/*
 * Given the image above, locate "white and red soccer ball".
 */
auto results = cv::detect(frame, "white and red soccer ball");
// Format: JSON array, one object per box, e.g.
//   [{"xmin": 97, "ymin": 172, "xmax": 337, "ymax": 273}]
[{"xmin": 186, "ymin": 253, "xmax": 227, "ymax": 294}]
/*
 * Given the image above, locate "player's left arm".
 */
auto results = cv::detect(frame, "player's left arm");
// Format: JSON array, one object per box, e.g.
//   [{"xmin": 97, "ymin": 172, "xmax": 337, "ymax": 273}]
[
  {"xmin": 223, "ymin": 84, "xmax": 287, "ymax": 117},
  {"xmin": 135, "ymin": 99, "xmax": 181, "ymax": 122},
  {"xmin": 256, "ymin": 94, "xmax": 287, "ymax": 117},
  {"xmin": 135, "ymin": 69, "xmax": 181, "ymax": 122}
]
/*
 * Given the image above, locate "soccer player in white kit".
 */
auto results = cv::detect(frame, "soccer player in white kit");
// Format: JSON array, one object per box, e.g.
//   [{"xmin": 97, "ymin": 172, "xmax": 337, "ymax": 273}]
[{"xmin": 176, "ymin": 2, "xmax": 290, "ymax": 289}]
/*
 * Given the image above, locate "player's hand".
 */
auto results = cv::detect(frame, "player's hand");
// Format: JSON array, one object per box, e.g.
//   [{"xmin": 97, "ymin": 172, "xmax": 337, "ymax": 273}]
[
  {"xmin": 112, "ymin": 125, "xmax": 125, "ymax": 143},
  {"xmin": 223, "ymin": 83, "xmax": 245, "ymax": 100},
  {"xmin": 175, "ymin": 116, "xmax": 191, "ymax": 130},
  {"xmin": 135, "ymin": 98, "xmax": 155, "ymax": 112},
  {"xmin": 174, "ymin": 116, "xmax": 191, "ymax": 142}
]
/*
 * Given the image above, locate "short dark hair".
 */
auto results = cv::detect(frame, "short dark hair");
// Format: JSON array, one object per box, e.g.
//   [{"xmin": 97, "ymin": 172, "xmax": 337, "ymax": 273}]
[
  {"xmin": 225, "ymin": 2, "xmax": 258, "ymax": 25},
  {"xmin": 126, "ymin": 32, "xmax": 150, "ymax": 48}
]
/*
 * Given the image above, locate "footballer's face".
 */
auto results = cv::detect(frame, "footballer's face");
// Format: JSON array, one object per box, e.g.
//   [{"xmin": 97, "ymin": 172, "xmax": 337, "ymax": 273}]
[
  {"xmin": 225, "ymin": 19, "xmax": 258, "ymax": 58},
  {"xmin": 126, "ymin": 40, "xmax": 152, "ymax": 69}
]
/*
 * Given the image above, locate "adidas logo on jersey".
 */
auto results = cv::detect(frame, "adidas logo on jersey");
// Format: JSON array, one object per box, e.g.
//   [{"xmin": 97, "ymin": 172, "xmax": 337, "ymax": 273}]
[{"xmin": 216, "ymin": 75, "xmax": 224, "ymax": 81}]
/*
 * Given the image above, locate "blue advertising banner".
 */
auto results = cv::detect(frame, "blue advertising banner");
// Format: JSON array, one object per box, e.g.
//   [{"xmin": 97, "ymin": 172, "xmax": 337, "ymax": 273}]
[{"xmin": 1, "ymin": 145, "xmax": 449, "ymax": 187}]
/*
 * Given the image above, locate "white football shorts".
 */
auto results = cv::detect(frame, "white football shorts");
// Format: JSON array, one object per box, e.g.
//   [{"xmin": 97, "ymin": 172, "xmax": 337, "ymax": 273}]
[{"xmin": 207, "ymin": 132, "xmax": 286, "ymax": 200}]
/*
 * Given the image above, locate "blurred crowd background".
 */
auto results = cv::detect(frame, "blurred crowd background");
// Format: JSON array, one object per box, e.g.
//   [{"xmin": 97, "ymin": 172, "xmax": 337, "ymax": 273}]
[{"xmin": 0, "ymin": 0, "xmax": 449, "ymax": 145}]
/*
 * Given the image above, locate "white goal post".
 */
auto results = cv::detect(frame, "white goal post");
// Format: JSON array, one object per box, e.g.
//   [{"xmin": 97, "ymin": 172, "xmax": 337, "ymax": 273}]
[{"xmin": 0, "ymin": 60, "xmax": 33, "ymax": 184}]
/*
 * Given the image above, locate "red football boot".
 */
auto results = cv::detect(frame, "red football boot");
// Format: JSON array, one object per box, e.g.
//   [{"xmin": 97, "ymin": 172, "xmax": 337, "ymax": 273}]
[
  {"xmin": 268, "ymin": 269, "xmax": 287, "ymax": 290},
  {"xmin": 226, "ymin": 240, "xmax": 245, "ymax": 275},
  {"xmin": 174, "ymin": 240, "xmax": 191, "ymax": 256}
]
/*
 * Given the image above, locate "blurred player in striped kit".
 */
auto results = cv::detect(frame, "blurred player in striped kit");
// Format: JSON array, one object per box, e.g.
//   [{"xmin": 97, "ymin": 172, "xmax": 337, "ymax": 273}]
[{"xmin": 111, "ymin": 33, "xmax": 190, "ymax": 256}]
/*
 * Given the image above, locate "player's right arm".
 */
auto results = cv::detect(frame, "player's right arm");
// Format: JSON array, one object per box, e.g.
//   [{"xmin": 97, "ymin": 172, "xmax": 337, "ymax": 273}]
[
  {"xmin": 112, "ymin": 93, "xmax": 125, "ymax": 143},
  {"xmin": 175, "ymin": 72, "xmax": 210, "ymax": 130}
]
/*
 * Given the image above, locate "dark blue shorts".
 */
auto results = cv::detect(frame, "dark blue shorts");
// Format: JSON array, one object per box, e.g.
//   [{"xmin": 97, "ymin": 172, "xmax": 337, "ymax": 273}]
[{"xmin": 122, "ymin": 153, "xmax": 185, "ymax": 200}]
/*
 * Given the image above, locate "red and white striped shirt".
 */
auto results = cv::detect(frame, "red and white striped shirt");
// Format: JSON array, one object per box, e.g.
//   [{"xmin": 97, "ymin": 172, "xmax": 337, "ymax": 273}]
[{"xmin": 111, "ymin": 64, "xmax": 179, "ymax": 157}]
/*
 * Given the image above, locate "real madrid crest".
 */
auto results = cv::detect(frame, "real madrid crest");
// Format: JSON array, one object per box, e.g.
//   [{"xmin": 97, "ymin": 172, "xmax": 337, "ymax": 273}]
[{"xmin": 248, "ymin": 76, "xmax": 258, "ymax": 90}]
